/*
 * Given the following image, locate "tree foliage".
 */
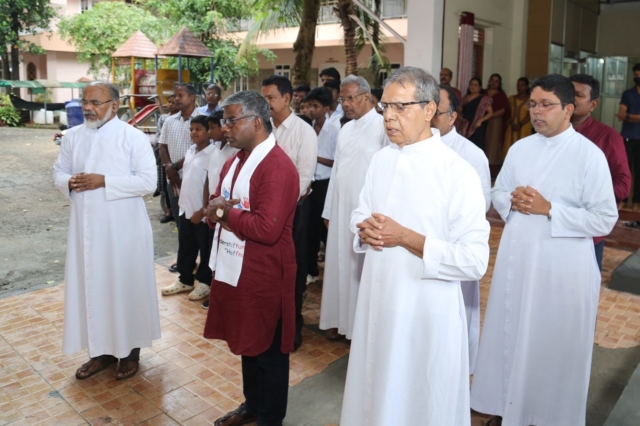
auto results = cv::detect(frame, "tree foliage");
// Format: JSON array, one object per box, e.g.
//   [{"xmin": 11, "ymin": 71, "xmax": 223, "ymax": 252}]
[
  {"xmin": 0, "ymin": 0, "xmax": 57, "ymax": 79},
  {"xmin": 58, "ymin": 2, "xmax": 169, "ymax": 79}
]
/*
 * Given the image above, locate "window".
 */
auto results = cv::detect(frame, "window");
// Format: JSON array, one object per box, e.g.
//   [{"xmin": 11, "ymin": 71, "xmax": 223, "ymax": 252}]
[
  {"xmin": 378, "ymin": 63, "xmax": 400, "ymax": 87},
  {"xmin": 234, "ymin": 76, "xmax": 248, "ymax": 93},
  {"xmin": 80, "ymin": 0, "xmax": 102, "ymax": 12},
  {"xmin": 275, "ymin": 65, "xmax": 291, "ymax": 80},
  {"xmin": 472, "ymin": 28, "xmax": 484, "ymax": 80},
  {"xmin": 27, "ymin": 63, "xmax": 37, "ymax": 81}
]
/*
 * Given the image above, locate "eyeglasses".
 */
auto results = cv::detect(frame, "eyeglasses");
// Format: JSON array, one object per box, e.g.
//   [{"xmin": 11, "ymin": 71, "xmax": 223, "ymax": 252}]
[
  {"xmin": 81, "ymin": 99, "xmax": 115, "ymax": 107},
  {"xmin": 338, "ymin": 93, "xmax": 368, "ymax": 104},
  {"xmin": 378, "ymin": 101, "xmax": 428, "ymax": 113},
  {"xmin": 220, "ymin": 115, "xmax": 258, "ymax": 128},
  {"xmin": 525, "ymin": 101, "xmax": 561, "ymax": 111},
  {"xmin": 434, "ymin": 109, "xmax": 451, "ymax": 116}
]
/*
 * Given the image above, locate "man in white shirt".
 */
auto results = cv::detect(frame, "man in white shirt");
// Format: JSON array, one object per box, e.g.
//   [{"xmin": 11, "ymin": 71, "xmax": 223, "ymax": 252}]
[
  {"xmin": 341, "ymin": 67, "xmax": 489, "ymax": 425},
  {"xmin": 304, "ymin": 87, "xmax": 339, "ymax": 284},
  {"xmin": 196, "ymin": 84, "xmax": 222, "ymax": 116},
  {"xmin": 158, "ymin": 84, "xmax": 200, "ymax": 272},
  {"xmin": 319, "ymin": 75, "xmax": 388, "ymax": 341},
  {"xmin": 432, "ymin": 84, "xmax": 491, "ymax": 374},
  {"xmin": 324, "ymin": 79, "xmax": 344, "ymax": 133},
  {"xmin": 53, "ymin": 81, "xmax": 160, "ymax": 381},
  {"xmin": 471, "ymin": 74, "xmax": 618, "ymax": 426},
  {"xmin": 261, "ymin": 75, "xmax": 318, "ymax": 350}
]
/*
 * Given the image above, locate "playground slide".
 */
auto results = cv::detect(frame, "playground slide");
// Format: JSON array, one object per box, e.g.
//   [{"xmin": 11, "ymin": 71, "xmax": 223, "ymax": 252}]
[{"xmin": 127, "ymin": 104, "xmax": 159, "ymax": 126}]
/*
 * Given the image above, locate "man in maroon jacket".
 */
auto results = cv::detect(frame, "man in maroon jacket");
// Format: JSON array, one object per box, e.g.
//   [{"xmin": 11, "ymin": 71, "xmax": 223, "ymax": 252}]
[
  {"xmin": 204, "ymin": 91, "xmax": 299, "ymax": 426},
  {"xmin": 570, "ymin": 74, "xmax": 631, "ymax": 269}
]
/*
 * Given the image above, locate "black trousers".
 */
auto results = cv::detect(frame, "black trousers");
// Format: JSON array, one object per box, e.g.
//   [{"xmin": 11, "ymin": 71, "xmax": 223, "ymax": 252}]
[
  {"xmin": 167, "ymin": 179, "xmax": 181, "ymax": 230},
  {"xmin": 625, "ymin": 139, "xmax": 640, "ymax": 203},
  {"xmin": 242, "ymin": 320, "xmax": 289, "ymax": 426},
  {"xmin": 306, "ymin": 179, "xmax": 329, "ymax": 277},
  {"xmin": 292, "ymin": 199, "xmax": 310, "ymax": 340},
  {"xmin": 177, "ymin": 214, "xmax": 212, "ymax": 286}
]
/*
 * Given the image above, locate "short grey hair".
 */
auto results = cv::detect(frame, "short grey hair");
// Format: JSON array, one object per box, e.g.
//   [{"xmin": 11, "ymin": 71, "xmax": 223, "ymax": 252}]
[
  {"xmin": 341, "ymin": 75, "xmax": 371, "ymax": 94},
  {"xmin": 87, "ymin": 80, "xmax": 119, "ymax": 101},
  {"xmin": 383, "ymin": 67, "xmax": 440, "ymax": 106},
  {"xmin": 221, "ymin": 91, "xmax": 272, "ymax": 134}
]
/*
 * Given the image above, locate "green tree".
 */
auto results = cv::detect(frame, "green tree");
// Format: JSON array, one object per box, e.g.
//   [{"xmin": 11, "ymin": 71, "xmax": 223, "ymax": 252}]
[
  {"xmin": 0, "ymin": 0, "xmax": 57, "ymax": 80},
  {"xmin": 57, "ymin": 2, "xmax": 169, "ymax": 79}
]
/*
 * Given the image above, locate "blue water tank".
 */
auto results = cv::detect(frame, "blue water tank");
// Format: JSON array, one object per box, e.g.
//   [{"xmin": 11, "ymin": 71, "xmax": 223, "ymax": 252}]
[{"xmin": 65, "ymin": 99, "xmax": 84, "ymax": 128}]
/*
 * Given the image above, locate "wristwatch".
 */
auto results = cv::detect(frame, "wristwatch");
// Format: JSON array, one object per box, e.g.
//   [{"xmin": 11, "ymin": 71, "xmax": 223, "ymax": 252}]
[
  {"xmin": 547, "ymin": 206, "xmax": 553, "ymax": 221},
  {"xmin": 171, "ymin": 162, "xmax": 179, "ymax": 170},
  {"xmin": 216, "ymin": 205, "xmax": 226, "ymax": 219}
]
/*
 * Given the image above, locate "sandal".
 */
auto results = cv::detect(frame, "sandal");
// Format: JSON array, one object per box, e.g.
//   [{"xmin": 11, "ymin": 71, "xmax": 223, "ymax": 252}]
[
  {"xmin": 326, "ymin": 328, "xmax": 346, "ymax": 341},
  {"xmin": 161, "ymin": 281, "xmax": 194, "ymax": 295},
  {"xmin": 115, "ymin": 359, "xmax": 139, "ymax": 380},
  {"xmin": 75, "ymin": 355, "xmax": 117, "ymax": 380},
  {"xmin": 485, "ymin": 416, "xmax": 502, "ymax": 426},
  {"xmin": 214, "ymin": 402, "xmax": 257, "ymax": 426}
]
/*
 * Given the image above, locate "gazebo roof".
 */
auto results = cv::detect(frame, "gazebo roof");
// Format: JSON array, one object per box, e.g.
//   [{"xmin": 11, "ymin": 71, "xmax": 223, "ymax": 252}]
[
  {"xmin": 155, "ymin": 27, "xmax": 213, "ymax": 58},
  {"xmin": 112, "ymin": 31, "xmax": 159, "ymax": 59}
]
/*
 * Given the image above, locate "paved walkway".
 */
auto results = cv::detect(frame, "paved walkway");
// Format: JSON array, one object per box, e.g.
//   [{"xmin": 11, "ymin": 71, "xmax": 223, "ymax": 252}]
[{"xmin": 0, "ymin": 227, "xmax": 638, "ymax": 425}]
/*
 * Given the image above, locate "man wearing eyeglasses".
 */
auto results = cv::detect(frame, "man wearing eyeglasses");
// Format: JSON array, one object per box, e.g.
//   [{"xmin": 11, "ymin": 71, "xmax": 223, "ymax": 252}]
[
  {"xmin": 53, "ymin": 81, "xmax": 161, "ymax": 381},
  {"xmin": 319, "ymin": 75, "xmax": 388, "ymax": 342},
  {"xmin": 471, "ymin": 74, "xmax": 618, "ymax": 426},
  {"xmin": 340, "ymin": 67, "xmax": 489, "ymax": 425},
  {"xmin": 432, "ymin": 84, "xmax": 491, "ymax": 376},
  {"xmin": 197, "ymin": 84, "xmax": 223, "ymax": 116},
  {"xmin": 261, "ymin": 75, "xmax": 318, "ymax": 351}
]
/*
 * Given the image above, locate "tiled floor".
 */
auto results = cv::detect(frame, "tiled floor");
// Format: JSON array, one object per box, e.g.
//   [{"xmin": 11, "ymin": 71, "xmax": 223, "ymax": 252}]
[{"xmin": 0, "ymin": 226, "xmax": 639, "ymax": 425}]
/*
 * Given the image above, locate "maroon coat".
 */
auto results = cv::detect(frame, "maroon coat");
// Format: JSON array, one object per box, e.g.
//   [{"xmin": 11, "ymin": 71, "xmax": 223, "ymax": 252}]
[
  {"xmin": 204, "ymin": 144, "xmax": 299, "ymax": 356},
  {"xmin": 575, "ymin": 116, "xmax": 631, "ymax": 244}
]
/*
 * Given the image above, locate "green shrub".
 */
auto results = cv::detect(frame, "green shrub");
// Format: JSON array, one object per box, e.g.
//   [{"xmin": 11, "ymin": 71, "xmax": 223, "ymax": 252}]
[{"xmin": 0, "ymin": 94, "xmax": 21, "ymax": 127}]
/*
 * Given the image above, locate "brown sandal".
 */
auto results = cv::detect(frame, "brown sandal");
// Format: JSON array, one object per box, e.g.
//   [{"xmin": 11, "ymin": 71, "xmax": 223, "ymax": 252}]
[
  {"xmin": 115, "ymin": 359, "xmax": 139, "ymax": 380},
  {"xmin": 214, "ymin": 403, "xmax": 257, "ymax": 426},
  {"xmin": 75, "ymin": 355, "xmax": 117, "ymax": 380},
  {"xmin": 326, "ymin": 328, "xmax": 346, "ymax": 341}
]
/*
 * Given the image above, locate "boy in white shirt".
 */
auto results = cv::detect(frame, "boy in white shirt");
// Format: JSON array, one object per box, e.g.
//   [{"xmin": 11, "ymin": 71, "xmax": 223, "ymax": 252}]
[{"xmin": 161, "ymin": 115, "xmax": 214, "ymax": 301}]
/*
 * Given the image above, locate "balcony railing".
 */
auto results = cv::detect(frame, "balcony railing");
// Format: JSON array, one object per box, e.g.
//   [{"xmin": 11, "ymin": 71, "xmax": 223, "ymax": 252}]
[{"xmin": 319, "ymin": 0, "xmax": 407, "ymax": 24}]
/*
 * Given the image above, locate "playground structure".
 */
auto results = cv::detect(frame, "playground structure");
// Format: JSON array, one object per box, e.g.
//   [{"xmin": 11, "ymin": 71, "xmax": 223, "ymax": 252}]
[{"xmin": 111, "ymin": 27, "xmax": 215, "ymax": 132}]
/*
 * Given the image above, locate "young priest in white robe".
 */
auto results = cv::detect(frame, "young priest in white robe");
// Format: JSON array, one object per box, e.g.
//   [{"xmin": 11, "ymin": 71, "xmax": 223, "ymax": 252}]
[
  {"xmin": 319, "ymin": 75, "xmax": 389, "ymax": 341},
  {"xmin": 53, "ymin": 82, "xmax": 161, "ymax": 381},
  {"xmin": 432, "ymin": 84, "xmax": 492, "ymax": 375},
  {"xmin": 471, "ymin": 74, "xmax": 618, "ymax": 426},
  {"xmin": 341, "ymin": 67, "xmax": 490, "ymax": 426}
]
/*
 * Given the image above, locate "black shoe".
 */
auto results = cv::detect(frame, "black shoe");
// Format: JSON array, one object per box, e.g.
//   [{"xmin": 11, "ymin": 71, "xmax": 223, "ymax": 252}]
[
  {"xmin": 202, "ymin": 299, "xmax": 209, "ymax": 309},
  {"xmin": 153, "ymin": 190, "xmax": 161, "ymax": 197},
  {"xmin": 168, "ymin": 263, "xmax": 178, "ymax": 273},
  {"xmin": 160, "ymin": 215, "xmax": 175, "ymax": 224}
]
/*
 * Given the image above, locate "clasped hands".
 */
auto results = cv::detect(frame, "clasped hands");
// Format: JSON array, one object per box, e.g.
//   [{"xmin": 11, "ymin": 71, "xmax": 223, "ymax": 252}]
[
  {"xmin": 356, "ymin": 213, "xmax": 406, "ymax": 251},
  {"xmin": 69, "ymin": 173, "xmax": 105, "ymax": 192},
  {"xmin": 510, "ymin": 185, "xmax": 551, "ymax": 216},
  {"xmin": 206, "ymin": 196, "xmax": 240, "ymax": 231}
]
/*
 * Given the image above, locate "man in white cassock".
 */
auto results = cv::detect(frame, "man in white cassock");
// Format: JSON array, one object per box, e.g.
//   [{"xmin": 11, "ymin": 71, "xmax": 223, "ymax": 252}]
[
  {"xmin": 471, "ymin": 74, "xmax": 618, "ymax": 426},
  {"xmin": 319, "ymin": 75, "xmax": 388, "ymax": 341},
  {"xmin": 53, "ymin": 81, "xmax": 161, "ymax": 381},
  {"xmin": 341, "ymin": 67, "xmax": 490, "ymax": 426},
  {"xmin": 432, "ymin": 84, "xmax": 491, "ymax": 374}
]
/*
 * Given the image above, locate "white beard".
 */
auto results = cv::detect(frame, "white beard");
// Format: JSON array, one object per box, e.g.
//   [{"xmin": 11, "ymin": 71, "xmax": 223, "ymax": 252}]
[{"xmin": 84, "ymin": 108, "xmax": 114, "ymax": 130}]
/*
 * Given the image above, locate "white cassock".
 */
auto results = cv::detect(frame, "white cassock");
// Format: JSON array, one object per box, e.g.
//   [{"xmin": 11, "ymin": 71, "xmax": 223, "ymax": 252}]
[
  {"xmin": 341, "ymin": 129, "xmax": 490, "ymax": 426},
  {"xmin": 53, "ymin": 118, "xmax": 161, "ymax": 358},
  {"xmin": 441, "ymin": 126, "xmax": 491, "ymax": 374},
  {"xmin": 470, "ymin": 126, "xmax": 618, "ymax": 425},
  {"xmin": 319, "ymin": 108, "xmax": 388, "ymax": 339}
]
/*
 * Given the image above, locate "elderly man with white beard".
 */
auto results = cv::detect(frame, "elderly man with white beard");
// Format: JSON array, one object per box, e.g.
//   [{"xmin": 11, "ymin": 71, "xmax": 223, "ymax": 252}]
[{"xmin": 53, "ymin": 81, "xmax": 161, "ymax": 381}]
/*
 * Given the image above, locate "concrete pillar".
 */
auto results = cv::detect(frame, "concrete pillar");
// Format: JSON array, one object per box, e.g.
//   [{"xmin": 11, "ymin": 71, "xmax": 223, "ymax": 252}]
[{"xmin": 404, "ymin": 0, "xmax": 444, "ymax": 74}]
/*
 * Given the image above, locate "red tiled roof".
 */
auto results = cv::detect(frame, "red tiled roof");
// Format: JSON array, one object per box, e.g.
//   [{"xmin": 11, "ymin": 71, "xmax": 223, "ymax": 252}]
[
  {"xmin": 155, "ymin": 26, "xmax": 213, "ymax": 58},
  {"xmin": 112, "ymin": 31, "xmax": 159, "ymax": 59}
]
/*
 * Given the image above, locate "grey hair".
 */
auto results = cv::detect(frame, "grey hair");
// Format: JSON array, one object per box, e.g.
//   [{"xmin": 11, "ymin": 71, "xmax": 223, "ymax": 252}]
[
  {"xmin": 221, "ymin": 91, "xmax": 272, "ymax": 134},
  {"xmin": 87, "ymin": 80, "xmax": 119, "ymax": 101},
  {"xmin": 341, "ymin": 75, "xmax": 371, "ymax": 94},
  {"xmin": 383, "ymin": 67, "xmax": 440, "ymax": 106}
]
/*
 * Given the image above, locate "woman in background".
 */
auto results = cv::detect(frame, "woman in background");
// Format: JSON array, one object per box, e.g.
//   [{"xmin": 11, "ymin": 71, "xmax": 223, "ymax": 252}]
[
  {"xmin": 503, "ymin": 77, "xmax": 533, "ymax": 160},
  {"xmin": 484, "ymin": 73, "xmax": 509, "ymax": 169},
  {"xmin": 462, "ymin": 76, "xmax": 493, "ymax": 151}
]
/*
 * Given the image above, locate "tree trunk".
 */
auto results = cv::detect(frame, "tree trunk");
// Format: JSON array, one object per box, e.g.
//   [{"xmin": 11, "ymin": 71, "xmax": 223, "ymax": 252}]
[
  {"xmin": 1, "ymin": 53, "xmax": 10, "ymax": 80},
  {"xmin": 337, "ymin": 0, "xmax": 357, "ymax": 76},
  {"xmin": 292, "ymin": 0, "xmax": 321, "ymax": 85},
  {"xmin": 371, "ymin": 0, "xmax": 381, "ymax": 85},
  {"xmin": 10, "ymin": 14, "xmax": 20, "ymax": 81}
]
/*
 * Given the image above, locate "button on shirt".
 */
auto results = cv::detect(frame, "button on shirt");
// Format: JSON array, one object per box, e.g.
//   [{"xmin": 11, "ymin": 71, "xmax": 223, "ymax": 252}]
[
  {"xmin": 158, "ymin": 109, "xmax": 200, "ymax": 177},
  {"xmin": 272, "ymin": 113, "xmax": 318, "ymax": 198},
  {"xmin": 179, "ymin": 143, "xmax": 214, "ymax": 219},
  {"xmin": 620, "ymin": 87, "xmax": 640, "ymax": 140},
  {"xmin": 196, "ymin": 104, "xmax": 222, "ymax": 116},
  {"xmin": 314, "ymin": 114, "xmax": 339, "ymax": 181},
  {"xmin": 208, "ymin": 141, "xmax": 239, "ymax": 196}
]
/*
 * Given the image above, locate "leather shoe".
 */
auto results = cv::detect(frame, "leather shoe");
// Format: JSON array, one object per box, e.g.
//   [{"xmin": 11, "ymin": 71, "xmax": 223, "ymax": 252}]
[
  {"xmin": 160, "ymin": 215, "xmax": 175, "ymax": 224},
  {"xmin": 214, "ymin": 402, "xmax": 257, "ymax": 426}
]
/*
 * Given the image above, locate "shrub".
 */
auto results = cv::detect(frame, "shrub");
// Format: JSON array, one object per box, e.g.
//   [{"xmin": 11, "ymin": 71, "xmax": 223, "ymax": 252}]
[{"xmin": 0, "ymin": 94, "xmax": 22, "ymax": 127}]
